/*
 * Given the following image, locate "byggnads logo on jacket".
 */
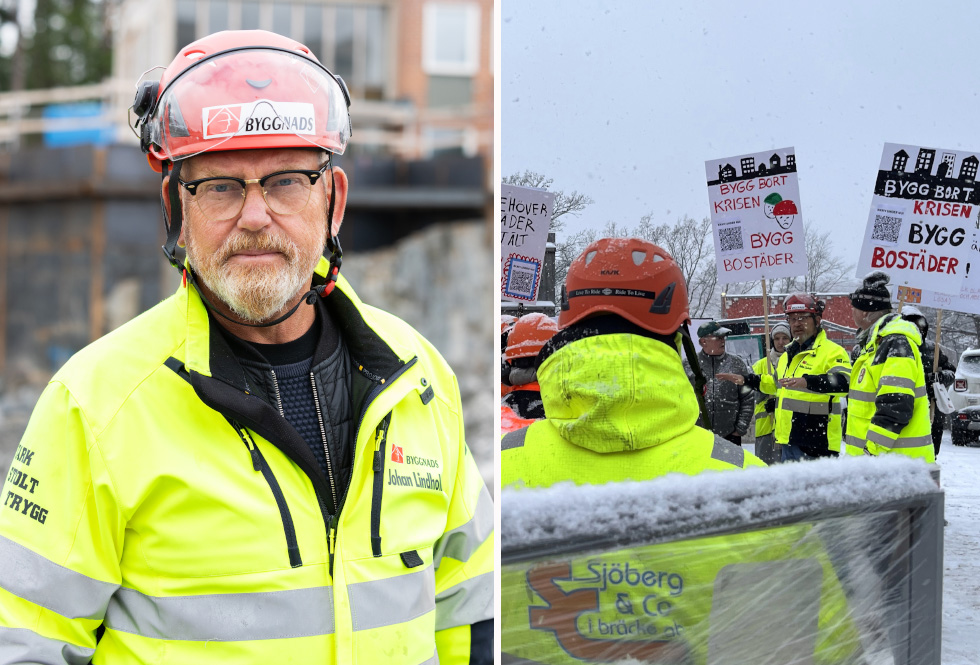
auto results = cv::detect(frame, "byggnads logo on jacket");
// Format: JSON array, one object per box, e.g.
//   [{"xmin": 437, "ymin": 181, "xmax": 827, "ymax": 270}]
[
  {"xmin": 389, "ymin": 446, "xmax": 440, "ymax": 469},
  {"xmin": 388, "ymin": 445, "xmax": 443, "ymax": 491}
]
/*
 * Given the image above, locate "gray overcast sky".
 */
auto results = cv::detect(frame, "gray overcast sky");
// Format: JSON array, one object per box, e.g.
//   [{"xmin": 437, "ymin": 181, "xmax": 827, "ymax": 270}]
[{"xmin": 502, "ymin": 0, "xmax": 980, "ymax": 284}]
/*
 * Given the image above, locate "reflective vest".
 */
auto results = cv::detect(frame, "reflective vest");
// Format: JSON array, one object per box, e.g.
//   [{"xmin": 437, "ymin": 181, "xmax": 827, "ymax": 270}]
[
  {"xmin": 0, "ymin": 266, "xmax": 493, "ymax": 664},
  {"xmin": 501, "ymin": 333, "xmax": 765, "ymax": 489},
  {"xmin": 751, "ymin": 355, "xmax": 778, "ymax": 438},
  {"xmin": 845, "ymin": 315, "xmax": 934, "ymax": 462},
  {"xmin": 758, "ymin": 329, "xmax": 851, "ymax": 453}
]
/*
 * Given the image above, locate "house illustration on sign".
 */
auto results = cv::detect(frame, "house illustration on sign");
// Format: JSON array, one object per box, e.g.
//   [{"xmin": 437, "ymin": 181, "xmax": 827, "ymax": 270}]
[
  {"xmin": 874, "ymin": 147, "xmax": 980, "ymax": 202},
  {"xmin": 708, "ymin": 152, "xmax": 797, "ymax": 186}
]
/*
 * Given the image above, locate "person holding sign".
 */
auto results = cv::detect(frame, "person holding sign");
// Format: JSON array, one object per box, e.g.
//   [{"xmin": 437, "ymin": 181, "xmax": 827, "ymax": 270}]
[
  {"xmin": 749, "ymin": 321, "xmax": 791, "ymax": 465},
  {"xmin": 719, "ymin": 294, "xmax": 851, "ymax": 462},
  {"xmin": 500, "ymin": 237, "xmax": 764, "ymax": 489},
  {"xmin": 845, "ymin": 273, "xmax": 934, "ymax": 461}
]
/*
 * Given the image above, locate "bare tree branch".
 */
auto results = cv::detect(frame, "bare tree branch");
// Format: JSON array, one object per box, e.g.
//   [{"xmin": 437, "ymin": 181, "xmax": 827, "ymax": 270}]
[{"xmin": 503, "ymin": 170, "xmax": 594, "ymax": 235}]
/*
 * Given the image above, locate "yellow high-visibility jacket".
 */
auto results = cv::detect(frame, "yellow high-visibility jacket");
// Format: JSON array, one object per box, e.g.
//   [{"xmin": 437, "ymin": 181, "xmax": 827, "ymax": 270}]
[
  {"xmin": 845, "ymin": 314, "xmax": 934, "ymax": 462},
  {"xmin": 756, "ymin": 329, "xmax": 851, "ymax": 454},
  {"xmin": 751, "ymin": 354, "xmax": 778, "ymax": 438},
  {"xmin": 501, "ymin": 332, "xmax": 765, "ymax": 489},
  {"xmin": 0, "ymin": 263, "xmax": 493, "ymax": 664}
]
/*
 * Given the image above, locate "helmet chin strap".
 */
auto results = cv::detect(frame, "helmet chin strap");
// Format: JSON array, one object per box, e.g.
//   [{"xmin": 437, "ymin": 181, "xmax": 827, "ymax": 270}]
[{"xmin": 159, "ymin": 159, "xmax": 344, "ymax": 330}]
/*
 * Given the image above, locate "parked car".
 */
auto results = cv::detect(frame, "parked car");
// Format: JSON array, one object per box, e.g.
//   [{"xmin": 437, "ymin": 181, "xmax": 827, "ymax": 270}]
[{"xmin": 950, "ymin": 349, "xmax": 980, "ymax": 445}]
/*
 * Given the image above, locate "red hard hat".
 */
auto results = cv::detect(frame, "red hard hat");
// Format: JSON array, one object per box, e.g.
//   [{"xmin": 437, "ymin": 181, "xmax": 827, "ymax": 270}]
[
  {"xmin": 505, "ymin": 313, "xmax": 559, "ymax": 363},
  {"xmin": 501, "ymin": 314, "xmax": 517, "ymax": 335},
  {"xmin": 133, "ymin": 30, "xmax": 351, "ymax": 172},
  {"xmin": 783, "ymin": 292, "xmax": 824, "ymax": 316},
  {"xmin": 773, "ymin": 200, "xmax": 798, "ymax": 216},
  {"xmin": 559, "ymin": 237, "xmax": 691, "ymax": 335}
]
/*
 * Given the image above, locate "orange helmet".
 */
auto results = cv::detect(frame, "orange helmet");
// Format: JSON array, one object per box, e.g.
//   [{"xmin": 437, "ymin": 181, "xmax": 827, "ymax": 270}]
[
  {"xmin": 501, "ymin": 314, "xmax": 517, "ymax": 335},
  {"xmin": 559, "ymin": 237, "xmax": 690, "ymax": 335},
  {"xmin": 504, "ymin": 313, "xmax": 559, "ymax": 363},
  {"xmin": 783, "ymin": 293, "xmax": 824, "ymax": 317},
  {"xmin": 133, "ymin": 30, "xmax": 351, "ymax": 172}
]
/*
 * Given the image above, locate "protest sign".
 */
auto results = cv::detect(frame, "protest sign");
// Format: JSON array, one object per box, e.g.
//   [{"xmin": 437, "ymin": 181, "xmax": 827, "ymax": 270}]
[
  {"xmin": 856, "ymin": 143, "xmax": 978, "ymax": 293},
  {"xmin": 500, "ymin": 183, "xmax": 555, "ymax": 302},
  {"xmin": 705, "ymin": 147, "xmax": 808, "ymax": 282},
  {"xmin": 919, "ymin": 286, "xmax": 980, "ymax": 314}
]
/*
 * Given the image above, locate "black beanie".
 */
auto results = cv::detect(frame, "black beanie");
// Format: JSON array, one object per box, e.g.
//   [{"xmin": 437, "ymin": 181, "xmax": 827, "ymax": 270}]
[{"xmin": 849, "ymin": 271, "xmax": 892, "ymax": 312}]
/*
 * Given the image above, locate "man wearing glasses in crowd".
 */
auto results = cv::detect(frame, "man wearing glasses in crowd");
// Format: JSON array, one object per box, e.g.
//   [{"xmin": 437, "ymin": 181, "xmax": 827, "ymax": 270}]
[
  {"xmin": 0, "ymin": 31, "xmax": 492, "ymax": 665},
  {"xmin": 718, "ymin": 294, "xmax": 852, "ymax": 462}
]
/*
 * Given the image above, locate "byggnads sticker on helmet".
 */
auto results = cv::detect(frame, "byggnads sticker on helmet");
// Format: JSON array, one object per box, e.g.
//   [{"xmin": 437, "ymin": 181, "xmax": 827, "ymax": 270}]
[{"xmin": 203, "ymin": 101, "xmax": 316, "ymax": 139}]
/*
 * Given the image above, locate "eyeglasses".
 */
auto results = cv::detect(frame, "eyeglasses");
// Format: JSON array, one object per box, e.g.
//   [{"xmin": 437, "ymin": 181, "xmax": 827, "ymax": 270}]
[
  {"xmin": 178, "ymin": 162, "xmax": 330, "ymax": 221},
  {"xmin": 786, "ymin": 314, "xmax": 813, "ymax": 324}
]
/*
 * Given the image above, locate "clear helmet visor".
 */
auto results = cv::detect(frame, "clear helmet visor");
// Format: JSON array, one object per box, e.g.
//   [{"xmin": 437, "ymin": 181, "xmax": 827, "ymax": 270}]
[{"xmin": 144, "ymin": 48, "xmax": 351, "ymax": 162}]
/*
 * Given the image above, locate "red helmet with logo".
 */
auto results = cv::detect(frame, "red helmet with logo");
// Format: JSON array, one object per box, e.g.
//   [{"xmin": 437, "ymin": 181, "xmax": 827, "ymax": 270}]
[
  {"xmin": 783, "ymin": 292, "xmax": 824, "ymax": 316},
  {"xmin": 133, "ymin": 30, "xmax": 351, "ymax": 172},
  {"xmin": 559, "ymin": 237, "xmax": 690, "ymax": 335},
  {"xmin": 505, "ymin": 313, "xmax": 559, "ymax": 363}
]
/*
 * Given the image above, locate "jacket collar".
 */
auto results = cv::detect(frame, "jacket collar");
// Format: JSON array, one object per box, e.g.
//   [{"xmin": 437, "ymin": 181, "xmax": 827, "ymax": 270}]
[
  {"xmin": 180, "ymin": 257, "xmax": 409, "ymax": 384},
  {"xmin": 868, "ymin": 313, "xmax": 922, "ymax": 348}
]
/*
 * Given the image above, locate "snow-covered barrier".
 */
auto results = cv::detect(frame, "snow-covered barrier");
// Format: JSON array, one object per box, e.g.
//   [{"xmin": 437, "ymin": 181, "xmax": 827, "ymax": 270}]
[{"xmin": 501, "ymin": 456, "xmax": 944, "ymax": 665}]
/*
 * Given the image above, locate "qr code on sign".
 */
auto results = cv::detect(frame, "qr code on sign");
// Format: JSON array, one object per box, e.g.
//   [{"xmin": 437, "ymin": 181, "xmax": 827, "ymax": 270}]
[
  {"xmin": 502, "ymin": 255, "xmax": 541, "ymax": 301},
  {"xmin": 719, "ymin": 227, "xmax": 743, "ymax": 253},
  {"xmin": 872, "ymin": 214, "xmax": 902, "ymax": 244}
]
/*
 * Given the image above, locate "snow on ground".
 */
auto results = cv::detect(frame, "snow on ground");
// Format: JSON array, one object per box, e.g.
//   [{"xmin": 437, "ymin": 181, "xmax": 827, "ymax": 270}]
[
  {"xmin": 747, "ymin": 435, "xmax": 980, "ymax": 665},
  {"xmin": 934, "ymin": 436, "xmax": 980, "ymax": 664}
]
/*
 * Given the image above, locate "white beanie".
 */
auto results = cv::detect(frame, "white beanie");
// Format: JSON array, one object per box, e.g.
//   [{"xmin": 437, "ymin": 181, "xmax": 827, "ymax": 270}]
[{"xmin": 770, "ymin": 321, "xmax": 791, "ymax": 340}]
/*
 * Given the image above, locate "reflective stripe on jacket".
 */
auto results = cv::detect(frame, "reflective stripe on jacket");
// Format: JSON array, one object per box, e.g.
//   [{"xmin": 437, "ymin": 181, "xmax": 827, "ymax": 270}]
[
  {"xmin": 501, "ymin": 333, "xmax": 765, "ymax": 489},
  {"xmin": 758, "ymin": 329, "xmax": 851, "ymax": 454},
  {"xmin": 845, "ymin": 314, "xmax": 934, "ymax": 462},
  {"xmin": 0, "ymin": 264, "xmax": 493, "ymax": 664}
]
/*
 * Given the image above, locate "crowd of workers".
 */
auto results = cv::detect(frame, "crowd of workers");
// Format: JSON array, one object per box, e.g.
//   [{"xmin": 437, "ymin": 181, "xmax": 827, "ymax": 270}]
[
  {"xmin": 501, "ymin": 243, "xmax": 950, "ymax": 479},
  {"xmin": 500, "ymin": 239, "xmax": 947, "ymax": 663}
]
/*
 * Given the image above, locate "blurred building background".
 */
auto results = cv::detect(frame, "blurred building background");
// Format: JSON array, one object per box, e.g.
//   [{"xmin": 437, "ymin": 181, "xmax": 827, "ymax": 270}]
[{"xmin": 0, "ymin": 0, "xmax": 495, "ymax": 485}]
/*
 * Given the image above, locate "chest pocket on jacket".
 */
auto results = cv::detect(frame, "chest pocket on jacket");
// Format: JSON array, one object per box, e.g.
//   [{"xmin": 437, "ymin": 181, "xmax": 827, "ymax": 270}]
[{"xmin": 357, "ymin": 399, "xmax": 453, "ymax": 563}]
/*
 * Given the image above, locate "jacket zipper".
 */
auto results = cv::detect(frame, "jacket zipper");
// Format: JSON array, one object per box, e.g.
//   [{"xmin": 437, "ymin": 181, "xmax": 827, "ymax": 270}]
[
  {"xmin": 271, "ymin": 367, "xmax": 343, "ymax": 572},
  {"xmin": 228, "ymin": 419, "xmax": 302, "ymax": 568},
  {"xmin": 325, "ymin": 358, "xmax": 417, "ymax": 574},
  {"xmin": 309, "ymin": 375, "xmax": 339, "ymax": 512},
  {"xmin": 270, "ymin": 369, "xmax": 285, "ymax": 417},
  {"xmin": 257, "ymin": 358, "xmax": 418, "ymax": 576},
  {"xmin": 370, "ymin": 413, "xmax": 392, "ymax": 557}
]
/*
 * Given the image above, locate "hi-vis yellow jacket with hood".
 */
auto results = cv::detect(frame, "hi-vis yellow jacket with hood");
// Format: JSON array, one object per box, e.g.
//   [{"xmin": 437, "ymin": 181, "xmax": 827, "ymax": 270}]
[
  {"xmin": 845, "ymin": 313, "xmax": 934, "ymax": 462},
  {"xmin": 0, "ymin": 263, "xmax": 493, "ymax": 665},
  {"xmin": 500, "ymin": 332, "xmax": 765, "ymax": 489},
  {"xmin": 751, "ymin": 355, "xmax": 778, "ymax": 438}
]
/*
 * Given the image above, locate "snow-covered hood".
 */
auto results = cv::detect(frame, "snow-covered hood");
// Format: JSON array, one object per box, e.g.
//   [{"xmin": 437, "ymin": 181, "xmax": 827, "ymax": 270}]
[{"xmin": 537, "ymin": 332, "xmax": 699, "ymax": 453}]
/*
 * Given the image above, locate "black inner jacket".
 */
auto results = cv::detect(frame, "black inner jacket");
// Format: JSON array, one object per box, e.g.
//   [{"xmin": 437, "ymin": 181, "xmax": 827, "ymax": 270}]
[{"xmin": 187, "ymin": 289, "xmax": 405, "ymax": 519}]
